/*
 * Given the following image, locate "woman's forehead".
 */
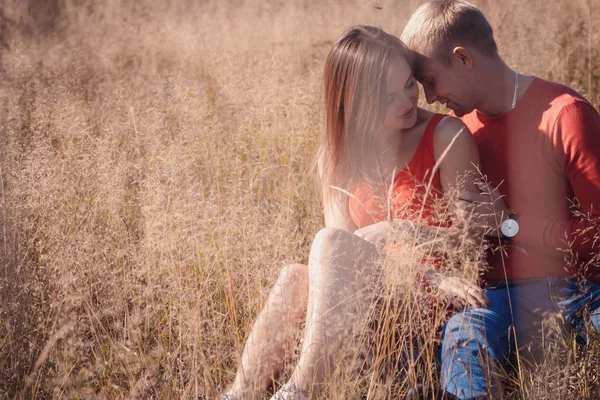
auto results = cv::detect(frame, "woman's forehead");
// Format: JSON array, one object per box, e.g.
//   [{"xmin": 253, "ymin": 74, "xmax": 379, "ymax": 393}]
[{"xmin": 387, "ymin": 56, "xmax": 412, "ymax": 78}]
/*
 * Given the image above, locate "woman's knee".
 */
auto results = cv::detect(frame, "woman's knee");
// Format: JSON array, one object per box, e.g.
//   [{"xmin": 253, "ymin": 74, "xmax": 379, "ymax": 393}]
[
  {"xmin": 264, "ymin": 265, "xmax": 309, "ymax": 317},
  {"xmin": 312, "ymin": 227, "xmax": 352, "ymax": 249},
  {"xmin": 310, "ymin": 227, "xmax": 375, "ymax": 259},
  {"xmin": 309, "ymin": 228, "xmax": 348, "ymax": 272},
  {"xmin": 278, "ymin": 263, "xmax": 308, "ymax": 287}
]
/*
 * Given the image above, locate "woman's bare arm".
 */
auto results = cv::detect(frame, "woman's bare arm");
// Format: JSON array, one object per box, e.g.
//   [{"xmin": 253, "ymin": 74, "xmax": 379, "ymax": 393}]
[{"xmin": 432, "ymin": 116, "xmax": 480, "ymax": 194}]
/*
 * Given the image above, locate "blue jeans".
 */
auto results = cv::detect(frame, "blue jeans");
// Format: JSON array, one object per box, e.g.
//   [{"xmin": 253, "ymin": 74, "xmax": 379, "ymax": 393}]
[{"xmin": 440, "ymin": 277, "xmax": 600, "ymax": 399}]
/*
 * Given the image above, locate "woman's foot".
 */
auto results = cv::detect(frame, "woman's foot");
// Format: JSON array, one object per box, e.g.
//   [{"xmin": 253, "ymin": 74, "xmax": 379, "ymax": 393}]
[
  {"xmin": 219, "ymin": 393, "xmax": 240, "ymax": 400},
  {"xmin": 270, "ymin": 382, "xmax": 307, "ymax": 400}
]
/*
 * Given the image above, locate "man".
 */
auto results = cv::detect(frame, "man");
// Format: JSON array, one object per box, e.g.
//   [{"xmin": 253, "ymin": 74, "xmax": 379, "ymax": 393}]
[{"xmin": 401, "ymin": 1, "xmax": 600, "ymax": 398}]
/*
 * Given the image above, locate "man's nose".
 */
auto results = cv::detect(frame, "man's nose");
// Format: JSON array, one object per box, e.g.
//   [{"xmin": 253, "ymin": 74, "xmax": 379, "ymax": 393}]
[{"xmin": 424, "ymin": 86, "xmax": 438, "ymax": 104}]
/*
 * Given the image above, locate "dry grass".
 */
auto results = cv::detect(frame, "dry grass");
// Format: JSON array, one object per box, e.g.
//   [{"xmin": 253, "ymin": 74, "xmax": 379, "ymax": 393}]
[{"xmin": 0, "ymin": 0, "xmax": 599, "ymax": 398}]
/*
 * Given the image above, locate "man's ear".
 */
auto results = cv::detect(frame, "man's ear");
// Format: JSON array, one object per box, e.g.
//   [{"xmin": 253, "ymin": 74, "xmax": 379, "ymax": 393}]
[{"xmin": 451, "ymin": 46, "xmax": 473, "ymax": 71}]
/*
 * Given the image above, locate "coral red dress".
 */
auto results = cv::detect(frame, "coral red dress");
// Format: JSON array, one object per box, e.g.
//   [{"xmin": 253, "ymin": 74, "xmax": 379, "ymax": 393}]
[{"xmin": 348, "ymin": 114, "xmax": 448, "ymax": 231}]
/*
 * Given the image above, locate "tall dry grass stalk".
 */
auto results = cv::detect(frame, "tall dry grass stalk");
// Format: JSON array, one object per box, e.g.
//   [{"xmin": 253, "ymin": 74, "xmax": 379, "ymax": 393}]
[{"xmin": 0, "ymin": 0, "xmax": 599, "ymax": 398}]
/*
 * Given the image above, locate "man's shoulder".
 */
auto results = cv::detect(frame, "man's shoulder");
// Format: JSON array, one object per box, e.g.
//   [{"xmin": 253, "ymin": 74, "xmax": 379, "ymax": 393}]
[
  {"xmin": 531, "ymin": 78, "xmax": 600, "ymax": 130},
  {"xmin": 530, "ymin": 77, "xmax": 592, "ymax": 109}
]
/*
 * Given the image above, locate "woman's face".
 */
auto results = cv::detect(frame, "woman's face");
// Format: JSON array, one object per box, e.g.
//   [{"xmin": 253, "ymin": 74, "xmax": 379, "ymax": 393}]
[{"xmin": 383, "ymin": 56, "xmax": 419, "ymax": 132}]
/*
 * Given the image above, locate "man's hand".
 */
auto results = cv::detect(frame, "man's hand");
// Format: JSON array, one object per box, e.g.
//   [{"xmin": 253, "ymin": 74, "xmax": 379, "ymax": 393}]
[{"xmin": 457, "ymin": 180, "xmax": 508, "ymax": 238}]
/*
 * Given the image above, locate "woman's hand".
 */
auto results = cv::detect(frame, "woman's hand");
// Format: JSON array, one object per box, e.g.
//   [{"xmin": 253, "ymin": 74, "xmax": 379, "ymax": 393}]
[
  {"xmin": 354, "ymin": 220, "xmax": 392, "ymax": 249},
  {"xmin": 438, "ymin": 275, "xmax": 490, "ymax": 308},
  {"xmin": 425, "ymin": 269, "xmax": 490, "ymax": 309}
]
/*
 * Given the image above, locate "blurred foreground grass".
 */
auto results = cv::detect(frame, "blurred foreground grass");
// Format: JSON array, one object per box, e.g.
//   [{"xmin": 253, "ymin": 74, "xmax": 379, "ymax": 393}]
[{"xmin": 0, "ymin": 0, "xmax": 599, "ymax": 398}]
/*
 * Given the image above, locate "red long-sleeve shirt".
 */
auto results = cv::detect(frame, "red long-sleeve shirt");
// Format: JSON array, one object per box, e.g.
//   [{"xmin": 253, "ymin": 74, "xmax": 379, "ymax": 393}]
[{"xmin": 460, "ymin": 78, "xmax": 600, "ymax": 283}]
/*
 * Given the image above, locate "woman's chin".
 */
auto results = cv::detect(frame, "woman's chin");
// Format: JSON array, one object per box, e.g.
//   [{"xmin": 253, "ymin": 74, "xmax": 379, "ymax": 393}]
[{"xmin": 395, "ymin": 112, "xmax": 418, "ymax": 130}]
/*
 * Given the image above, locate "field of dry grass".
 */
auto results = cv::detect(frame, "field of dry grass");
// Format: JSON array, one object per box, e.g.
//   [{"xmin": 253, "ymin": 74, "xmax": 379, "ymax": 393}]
[{"xmin": 0, "ymin": 0, "xmax": 599, "ymax": 398}]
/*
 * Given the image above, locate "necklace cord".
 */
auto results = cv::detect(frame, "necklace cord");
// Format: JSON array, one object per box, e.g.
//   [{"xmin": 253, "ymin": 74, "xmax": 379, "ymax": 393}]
[{"xmin": 511, "ymin": 70, "xmax": 519, "ymax": 109}]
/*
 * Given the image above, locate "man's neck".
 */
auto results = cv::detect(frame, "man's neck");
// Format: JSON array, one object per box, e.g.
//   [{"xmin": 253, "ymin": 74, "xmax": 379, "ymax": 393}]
[{"xmin": 475, "ymin": 58, "xmax": 517, "ymax": 118}]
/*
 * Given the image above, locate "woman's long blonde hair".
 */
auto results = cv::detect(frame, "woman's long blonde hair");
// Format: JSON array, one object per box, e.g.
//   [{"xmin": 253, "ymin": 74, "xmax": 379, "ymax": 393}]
[{"xmin": 319, "ymin": 25, "xmax": 412, "ymax": 203}]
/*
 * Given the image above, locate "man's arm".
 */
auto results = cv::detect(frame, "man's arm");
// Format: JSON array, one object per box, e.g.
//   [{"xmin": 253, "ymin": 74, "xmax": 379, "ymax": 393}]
[{"xmin": 517, "ymin": 100, "xmax": 600, "ymax": 260}]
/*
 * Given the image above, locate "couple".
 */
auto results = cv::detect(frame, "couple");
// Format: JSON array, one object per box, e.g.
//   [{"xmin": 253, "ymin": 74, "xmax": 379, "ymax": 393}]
[{"xmin": 222, "ymin": 1, "xmax": 600, "ymax": 399}]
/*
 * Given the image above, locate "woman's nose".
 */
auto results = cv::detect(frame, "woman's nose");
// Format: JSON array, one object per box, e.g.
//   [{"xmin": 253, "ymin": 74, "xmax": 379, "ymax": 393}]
[{"xmin": 396, "ymin": 93, "xmax": 414, "ymax": 110}]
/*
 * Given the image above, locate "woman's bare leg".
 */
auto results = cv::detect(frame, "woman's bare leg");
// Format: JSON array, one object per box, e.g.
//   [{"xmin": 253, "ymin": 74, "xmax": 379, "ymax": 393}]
[
  {"xmin": 288, "ymin": 228, "xmax": 384, "ymax": 397},
  {"xmin": 228, "ymin": 263, "xmax": 309, "ymax": 399}
]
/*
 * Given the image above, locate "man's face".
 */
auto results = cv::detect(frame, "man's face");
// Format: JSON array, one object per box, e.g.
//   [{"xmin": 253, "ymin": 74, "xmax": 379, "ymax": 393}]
[{"xmin": 415, "ymin": 53, "xmax": 475, "ymax": 117}]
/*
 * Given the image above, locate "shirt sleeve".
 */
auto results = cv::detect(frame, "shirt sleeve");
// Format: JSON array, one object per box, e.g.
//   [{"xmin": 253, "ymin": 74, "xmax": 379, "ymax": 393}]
[{"xmin": 517, "ymin": 101, "xmax": 600, "ymax": 261}]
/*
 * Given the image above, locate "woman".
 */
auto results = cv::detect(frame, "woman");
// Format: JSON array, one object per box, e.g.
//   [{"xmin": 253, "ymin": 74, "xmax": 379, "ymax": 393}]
[{"xmin": 221, "ymin": 25, "xmax": 490, "ymax": 400}]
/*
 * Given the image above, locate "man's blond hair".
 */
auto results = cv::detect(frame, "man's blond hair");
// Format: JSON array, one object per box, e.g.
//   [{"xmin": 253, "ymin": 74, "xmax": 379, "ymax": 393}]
[{"xmin": 401, "ymin": 0, "xmax": 497, "ymax": 65}]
